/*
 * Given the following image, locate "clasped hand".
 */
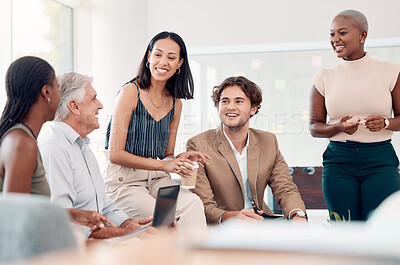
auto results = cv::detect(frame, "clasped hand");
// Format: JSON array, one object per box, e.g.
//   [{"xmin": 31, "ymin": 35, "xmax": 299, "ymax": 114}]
[{"xmin": 338, "ymin": 115, "xmax": 387, "ymax": 135}]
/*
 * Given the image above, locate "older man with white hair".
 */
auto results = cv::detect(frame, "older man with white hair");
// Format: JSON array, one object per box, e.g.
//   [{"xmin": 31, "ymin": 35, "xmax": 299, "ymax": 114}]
[{"xmin": 38, "ymin": 72, "xmax": 154, "ymax": 239}]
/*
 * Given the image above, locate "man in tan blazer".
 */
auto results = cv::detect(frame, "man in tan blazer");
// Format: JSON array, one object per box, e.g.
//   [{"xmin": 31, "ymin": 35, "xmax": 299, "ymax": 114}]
[{"xmin": 187, "ymin": 76, "xmax": 306, "ymax": 225}]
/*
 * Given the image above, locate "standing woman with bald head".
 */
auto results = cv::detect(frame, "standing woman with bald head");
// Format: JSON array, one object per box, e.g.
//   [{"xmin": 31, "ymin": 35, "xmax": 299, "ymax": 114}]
[{"xmin": 310, "ymin": 10, "xmax": 400, "ymax": 220}]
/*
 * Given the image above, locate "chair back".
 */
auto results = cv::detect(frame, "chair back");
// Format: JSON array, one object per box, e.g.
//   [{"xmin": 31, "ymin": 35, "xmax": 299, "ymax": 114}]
[{"xmin": 0, "ymin": 194, "xmax": 77, "ymax": 264}]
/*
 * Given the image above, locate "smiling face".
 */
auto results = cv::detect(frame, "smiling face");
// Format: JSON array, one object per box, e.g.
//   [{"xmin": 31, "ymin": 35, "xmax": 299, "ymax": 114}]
[
  {"xmin": 218, "ymin": 85, "xmax": 258, "ymax": 132},
  {"xmin": 147, "ymin": 38, "xmax": 183, "ymax": 84},
  {"xmin": 78, "ymin": 84, "xmax": 103, "ymax": 135},
  {"xmin": 330, "ymin": 15, "xmax": 367, "ymax": 61}
]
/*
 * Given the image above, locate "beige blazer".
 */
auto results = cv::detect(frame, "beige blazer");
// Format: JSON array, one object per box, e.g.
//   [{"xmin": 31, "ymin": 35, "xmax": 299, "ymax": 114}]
[{"xmin": 187, "ymin": 126, "xmax": 306, "ymax": 224}]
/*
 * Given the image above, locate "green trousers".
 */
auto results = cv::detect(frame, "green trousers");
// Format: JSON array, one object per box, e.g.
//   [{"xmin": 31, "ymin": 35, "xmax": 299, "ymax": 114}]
[{"xmin": 322, "ymin": 140, "xmax": 400, "ymax": 221}]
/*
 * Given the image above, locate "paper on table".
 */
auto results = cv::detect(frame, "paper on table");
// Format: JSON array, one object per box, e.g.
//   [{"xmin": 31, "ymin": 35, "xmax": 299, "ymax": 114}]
[{"xmin": 196, "ymin": 216, "xmax": 400, "ymax": 260}]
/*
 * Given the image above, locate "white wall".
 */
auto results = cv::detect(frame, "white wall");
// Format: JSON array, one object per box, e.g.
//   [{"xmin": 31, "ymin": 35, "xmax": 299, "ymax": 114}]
[
  {"xmin": 146, "ymin": 0, "xmax": 400, "ymax": 46},
  {"xmin": 75, "ymin": 0, "xmax": 400, "ymax": 101},
  {"xmin": 75, "ymin": 0, "xmax": 148, "ymax": 111},
  {"xmin": 75, "ymin": 0, "xmax": 400, "ymax": 110},
  {"xmin": 74, "ymin": 0, "xmax": 149, "ymax": 154},
  {"xmin": 74, "ymin": 0, "xmax": 400, "ymax": 160}
]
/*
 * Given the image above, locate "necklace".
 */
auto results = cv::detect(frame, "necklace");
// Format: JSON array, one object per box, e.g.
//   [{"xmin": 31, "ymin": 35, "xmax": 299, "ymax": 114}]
[
  {"xmin": 20, "ymin": 121, "xmax": 37, "ymax": 140},
  {"xmin": 148, "ymin": 91, "xmax": 166, "ymax": 109}
]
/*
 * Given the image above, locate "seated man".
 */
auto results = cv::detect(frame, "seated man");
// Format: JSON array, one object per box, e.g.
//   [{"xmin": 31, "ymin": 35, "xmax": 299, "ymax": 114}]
[
  {"xmin": 38, "ymin": 72, "xmax": 154, "ymax": 239},
  {"xmin": 187, "ymin": 76, "xmax": 307, "ymax": 225}
]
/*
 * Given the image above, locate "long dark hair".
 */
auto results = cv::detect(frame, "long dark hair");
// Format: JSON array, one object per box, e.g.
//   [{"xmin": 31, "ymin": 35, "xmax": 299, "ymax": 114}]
[
  {"xmin": 0, "ymin": 56, "xmax": 55, "ymax": 139},
  {"xmin": 132, "ymin": 31, "xmax": 194, "ymax": 99}
]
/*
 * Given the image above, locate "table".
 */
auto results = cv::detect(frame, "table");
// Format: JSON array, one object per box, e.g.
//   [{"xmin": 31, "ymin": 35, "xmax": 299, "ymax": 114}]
[{"xmin": 12, "ymin": 229, "xmax": 399, "ymax": 265}]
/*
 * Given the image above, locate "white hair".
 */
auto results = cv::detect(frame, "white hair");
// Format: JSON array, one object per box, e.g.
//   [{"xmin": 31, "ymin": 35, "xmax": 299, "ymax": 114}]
[
  {"xmin": 336, "ymin": 9, "xmax": 369, "ymax": 32},
  {"xmin": 55, "ymin": 72, "xmax": 93, "ymax": 121}
]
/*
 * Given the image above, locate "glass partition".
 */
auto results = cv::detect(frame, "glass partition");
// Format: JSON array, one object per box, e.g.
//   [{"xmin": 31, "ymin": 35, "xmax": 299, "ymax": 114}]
[{"xmin": 182, "ymin": 44, "xmax": 400, "ymax": 166}]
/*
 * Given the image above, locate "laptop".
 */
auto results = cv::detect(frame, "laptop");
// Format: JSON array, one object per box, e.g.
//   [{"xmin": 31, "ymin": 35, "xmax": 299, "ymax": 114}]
[
  {"xmin": 104, "ymin": 184, "xmax": 180, "ymax": 243},
  {"xmin": 152, "ymin": 185, "xmax": 180, "ymax": 227}
]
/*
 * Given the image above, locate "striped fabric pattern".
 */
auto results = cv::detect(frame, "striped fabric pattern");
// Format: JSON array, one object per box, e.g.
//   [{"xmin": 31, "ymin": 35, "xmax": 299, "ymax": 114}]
[{"xmin": 105, "ymin": 82, "xmax": 175, "ymax": 159}]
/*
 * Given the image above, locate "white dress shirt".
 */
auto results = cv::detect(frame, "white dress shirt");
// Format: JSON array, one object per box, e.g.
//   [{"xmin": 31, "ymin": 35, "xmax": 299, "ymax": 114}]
[
  {"xmin": 223, "ymin": 130, "xmax": 253, "ymax": 209},
  {"xmin": 38, "ymin": 121, "xmax": 129, "ymax": 237}
]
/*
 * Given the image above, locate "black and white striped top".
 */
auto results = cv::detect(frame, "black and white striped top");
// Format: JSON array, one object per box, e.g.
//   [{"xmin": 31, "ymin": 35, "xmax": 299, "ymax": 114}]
[{"xmin": 105, "ymin": 82, "xmax": 175, "ymax": 159}]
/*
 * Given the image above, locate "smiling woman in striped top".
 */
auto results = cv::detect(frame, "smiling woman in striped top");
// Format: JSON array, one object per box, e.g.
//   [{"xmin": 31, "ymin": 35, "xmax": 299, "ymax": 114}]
[{"xmin": 104, "ymin": 32, "xmax": 210, "ymax": 232}]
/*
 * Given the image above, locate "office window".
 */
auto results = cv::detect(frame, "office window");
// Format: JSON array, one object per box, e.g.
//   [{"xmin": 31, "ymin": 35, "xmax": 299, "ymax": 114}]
[
  {"xmin": 0, "ymin": 0, "xmax": 74, "ymax": 111},
  {"xmin": 0, "ymin": 0, "xmax": 12, "ymax": 111}
]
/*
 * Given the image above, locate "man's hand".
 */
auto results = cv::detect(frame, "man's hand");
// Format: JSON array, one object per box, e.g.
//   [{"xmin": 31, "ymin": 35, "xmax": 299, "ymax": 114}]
[
  {"xmin": 120, "ymin": 217, "xmax": 152, "ymax": 233},
  {"xmin": 291, "ymin": 216, "xmax": 307, "ymax": 223},
  {"xmin": 132, "ymin": 216, "xmax": 153, "ymax": 226},
  {"xmin": 67, "ymin": 208, "xmax": 116, "ymax": 232},
  {"xmin": 290, "ymin": 210, "xmax": 307, "ymax": 224},
  {"xmin": 121, "ymin": 217, "xmax": 158, "ymax": 239},
  {"xmin": 237, "ymin": 209, "xmax": 264, "ymax": 221},
  {"xmin": 120, "ymin": 219, "xmax": 142, "ymax": 233},
  {"xmin": 221, "ymin": 209, "xmax": 264, "ymax": 223},
  {"xmin": 89, "ymin": 217, "xmax": 156, "ymax": 239}
]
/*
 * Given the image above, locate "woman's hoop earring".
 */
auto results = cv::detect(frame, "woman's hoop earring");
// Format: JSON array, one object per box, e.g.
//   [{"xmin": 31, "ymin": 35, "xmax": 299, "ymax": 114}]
[
  {"xmin": 47, "ymin": 98, "xmax": 52, "ymax": 105},
  {"xmin": 146, "ymin": 62, "xmax": 150, "ymax": 68},
  {"xmin": 176, "ymin": 68, "xmax": 181, "ymax": 75}
]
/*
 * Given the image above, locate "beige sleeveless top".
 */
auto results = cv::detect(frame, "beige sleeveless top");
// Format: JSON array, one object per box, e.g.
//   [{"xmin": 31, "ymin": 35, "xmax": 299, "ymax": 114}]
[{"xmin": 0, "ymin": 123, "xmax": 50, "ymax": 196}]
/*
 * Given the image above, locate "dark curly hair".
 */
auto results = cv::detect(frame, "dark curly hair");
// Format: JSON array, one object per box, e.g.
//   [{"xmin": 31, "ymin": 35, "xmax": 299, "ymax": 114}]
[{"xmin": 211, "ymin": 76, "xmax": 262, "ymax": 116}]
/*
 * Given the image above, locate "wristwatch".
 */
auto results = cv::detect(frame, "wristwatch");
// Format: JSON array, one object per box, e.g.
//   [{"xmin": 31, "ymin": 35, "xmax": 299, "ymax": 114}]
[
  {"xmin": 383, "ymin": 117, "xmax": 390, "ymax": 130},
  {"xmin": 291, "ymin": 210, "xmax": 307, "ymax": 219}
]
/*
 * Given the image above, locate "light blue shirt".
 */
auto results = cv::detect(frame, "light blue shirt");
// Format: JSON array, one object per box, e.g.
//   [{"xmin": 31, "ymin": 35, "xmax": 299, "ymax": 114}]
[{"xmin": 38, "ymin": 121, "xmax": 129, "ymax": 237}]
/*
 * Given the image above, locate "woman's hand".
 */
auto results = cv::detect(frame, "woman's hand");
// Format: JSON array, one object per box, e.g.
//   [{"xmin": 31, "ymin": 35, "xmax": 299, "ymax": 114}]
[
  {"xmin": 67, "ymin": 208, "xmax": 116, "ymax": 232},
  {"xmin": 162, "ymin": 158, "xmax": 195, "ymax": 178},
  {"xmin": 162, "ymin": 151, "xmax": 211, "ymax": 177},
  {"xmin": 176, "ymin": 151, "xmax": 211, "ymax": 168},
  {"xmin": 335, "ymin": 115, "xmax": 360, "ymax": 135},
  {"xmin": 364, "ymin": 115, "xmax": 386, "ymax": 132}
]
